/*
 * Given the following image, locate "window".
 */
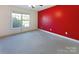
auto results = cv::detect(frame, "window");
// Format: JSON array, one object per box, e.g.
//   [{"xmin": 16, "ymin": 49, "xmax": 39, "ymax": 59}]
[
  {"xmin": 22, "ymin": 14, "xmax": 30, "ymax": 27},
  {"xmin": 12, "ymin": 13, "xmax": 30, "ymax": 28}
]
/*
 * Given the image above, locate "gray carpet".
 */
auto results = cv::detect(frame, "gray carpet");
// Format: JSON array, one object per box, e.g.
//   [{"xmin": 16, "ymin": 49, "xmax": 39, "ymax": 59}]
[{"xmin": 0, "ymin": 30, "xmax": 79, "ymax": 54}]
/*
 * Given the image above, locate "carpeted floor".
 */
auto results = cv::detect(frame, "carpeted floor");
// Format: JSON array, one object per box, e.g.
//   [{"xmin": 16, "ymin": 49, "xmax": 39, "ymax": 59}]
[{"xmin": 0, "ymin": 30, "xmax": 79, "ymax": 54}]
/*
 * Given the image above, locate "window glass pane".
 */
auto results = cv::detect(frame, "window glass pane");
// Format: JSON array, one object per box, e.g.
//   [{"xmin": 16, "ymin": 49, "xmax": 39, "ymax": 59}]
[
  {"xmin": 12, "ymin": 13, "xmax": 22, "ymax": 28},
  {"xmin": 16, "ymin": 14, "xmax": 21, "ymax": 20},
  {"xmin": 12, "ymin": 13, "xmax": 21, "ymax": 20},
  {"xmin": 22, "ymin": 14, "xmax": 30, "ymax": 20},
  {"xmin": 22, "ymin": 21, "xmax": 30, "ymax": 27},
  {"xmin": 13, "ymin": 19, "xmax": 22, "ymax": 28}
]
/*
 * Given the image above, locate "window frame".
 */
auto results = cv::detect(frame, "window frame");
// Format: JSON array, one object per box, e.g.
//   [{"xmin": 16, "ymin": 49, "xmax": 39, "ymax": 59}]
[{"xmin": 11, "ymin": 12, "xmax": 31, "ymax": 29}]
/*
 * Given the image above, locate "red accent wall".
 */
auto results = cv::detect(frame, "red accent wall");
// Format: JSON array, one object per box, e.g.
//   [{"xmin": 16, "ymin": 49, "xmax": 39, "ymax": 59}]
[{"xmin": 38, "ymin": 5, "xmax": 79, "ymax": 40}]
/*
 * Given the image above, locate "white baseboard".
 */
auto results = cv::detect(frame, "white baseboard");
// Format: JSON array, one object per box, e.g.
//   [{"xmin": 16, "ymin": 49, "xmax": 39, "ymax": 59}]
[{"xmin": 39, "ymin": 29, "xmax": 79, "ymax": 43}]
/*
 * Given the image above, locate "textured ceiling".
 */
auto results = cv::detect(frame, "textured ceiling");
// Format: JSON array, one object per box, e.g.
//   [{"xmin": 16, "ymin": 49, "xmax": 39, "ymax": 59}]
[{"xmin": 13, "ymin": 5, "xmax": 54, "ymax": 11}]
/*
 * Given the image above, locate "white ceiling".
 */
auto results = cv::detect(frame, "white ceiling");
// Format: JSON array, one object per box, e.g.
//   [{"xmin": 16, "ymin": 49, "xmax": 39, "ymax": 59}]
[{"xmin": 13, "ymin": 5, "xmax": 54, "ymax": 11}]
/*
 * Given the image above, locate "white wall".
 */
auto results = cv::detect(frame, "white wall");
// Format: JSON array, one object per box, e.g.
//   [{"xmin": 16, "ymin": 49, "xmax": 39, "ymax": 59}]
[{"xmin": 0, "ymin": 5, "xmax": 38, "ymax": 37}]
